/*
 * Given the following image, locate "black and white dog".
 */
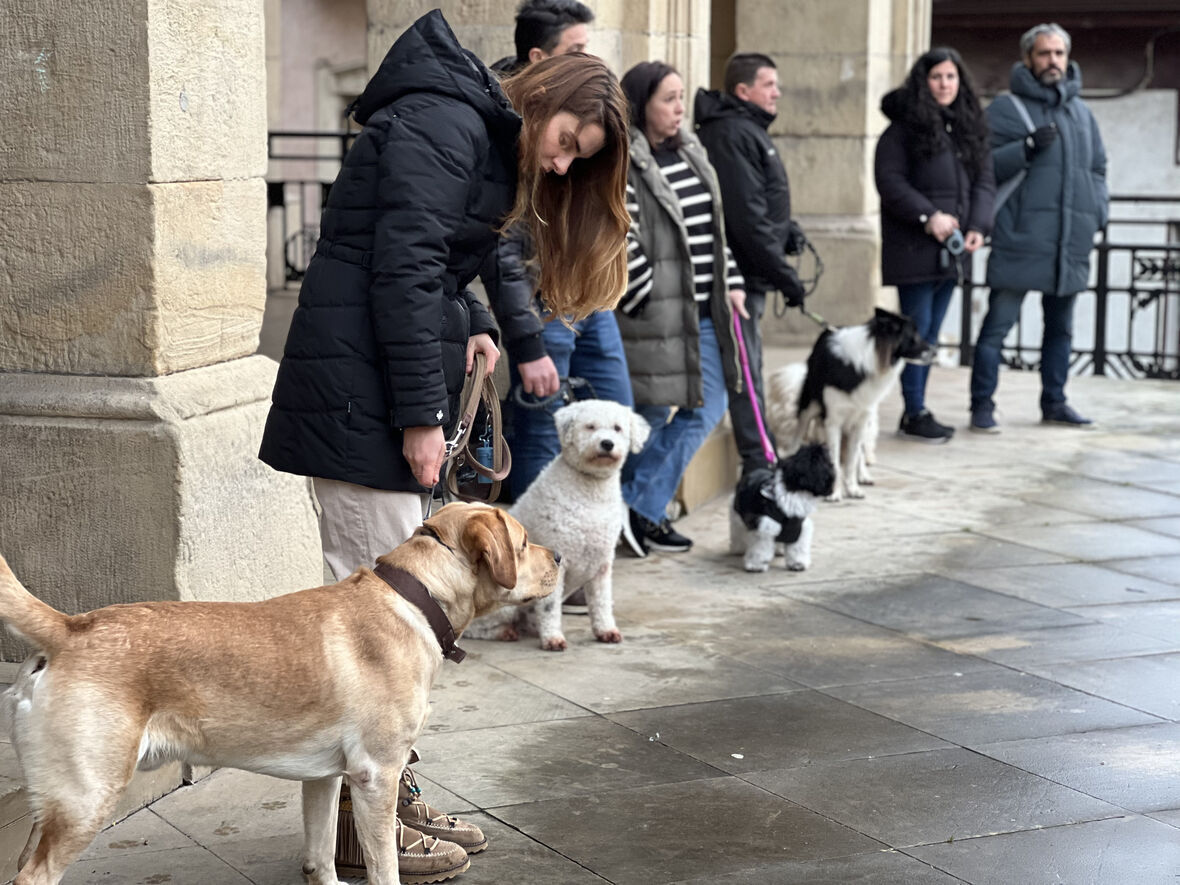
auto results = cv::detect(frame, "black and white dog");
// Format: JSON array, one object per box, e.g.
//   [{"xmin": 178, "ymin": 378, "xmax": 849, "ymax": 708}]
[
  {"xmin": 766, "ymin": 308, "xmax": 935, "ymax": 502},
  {"xmin": 729, "ymin": 444, "xmax": 836, "ymax": 572}
]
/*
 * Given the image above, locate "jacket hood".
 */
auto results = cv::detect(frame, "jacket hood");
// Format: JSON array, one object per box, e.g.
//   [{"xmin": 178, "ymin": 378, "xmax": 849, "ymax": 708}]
[
  {"xmin": 351, "ymin": 9, "xmax": 519, "ymax": 140},
  {"xmin": 1010, "ymin": 60, "xmax": 1082, "ymax": 106},
  {"xmin": 693, "ymin": 88, "xmax": 775, "ymax": 129},
  {"xmin": 880, "ymin": 87, "xmax": 912, "ymax": 123}
]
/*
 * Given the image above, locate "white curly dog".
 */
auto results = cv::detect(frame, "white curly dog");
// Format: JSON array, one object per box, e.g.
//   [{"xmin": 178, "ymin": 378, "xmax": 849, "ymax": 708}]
[{"xmin": 466, "ymin": 399, "xmax": 650, "ymax": 651}]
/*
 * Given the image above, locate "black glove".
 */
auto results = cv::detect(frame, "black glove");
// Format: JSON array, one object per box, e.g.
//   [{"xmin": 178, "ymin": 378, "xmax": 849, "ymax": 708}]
[
  {"xmin": 781, "ymin": 266, "xmax": 805, "ymax": 307},
  {"xmin": 1024, "ymin": 124, "xmax": 1057, "ymax": 159},
  {"xmin": 785, "ymin": 219, "xmax": 807, "ymax": 257}
]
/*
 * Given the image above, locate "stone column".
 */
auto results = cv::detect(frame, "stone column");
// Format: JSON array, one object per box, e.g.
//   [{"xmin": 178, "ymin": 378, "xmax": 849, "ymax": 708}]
[
  {"xmin": 734, "ymin": 0, "xmax": 932, "ymax": 341},
  {"xmin": 0, "ymin": 1, "xmax": 321, "ymax": 659}
]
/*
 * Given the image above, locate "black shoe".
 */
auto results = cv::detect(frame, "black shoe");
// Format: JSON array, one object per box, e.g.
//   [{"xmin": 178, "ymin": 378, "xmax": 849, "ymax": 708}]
[
  {"xmin": 636, "ymin": 512, "xmax": 693, "ymax": 553},
  {"xmin": 620, "ymin": 508, "xmax": 649, "ymax": 558},
  {"xmin": 970, "ymin": 406, "xmax": 1000, "ymax": 434},
  {"xmin": 1042, "ymin": 403, "xmax": 1093, "ymax": 426},
  {"xmin": 562, "ymin": 588, "xmax": 589, "ymax": 615},
  {"xmin": 898, "ymin": 409, "xmax": 953, "ymax": 444}
]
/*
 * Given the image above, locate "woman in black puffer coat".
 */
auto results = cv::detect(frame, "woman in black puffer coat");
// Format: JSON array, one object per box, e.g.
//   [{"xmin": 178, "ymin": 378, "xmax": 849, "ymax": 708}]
[
  {"xmin": 874, "ymin": 47, "xmax": 995, "ymax": 443},
  {"xmin": 260, "ymin": 9, "xmax": 629, "ymax": 577},
  {"xmin": 258, "ymin": 10, "xmax": 629, "ymax": 871}
]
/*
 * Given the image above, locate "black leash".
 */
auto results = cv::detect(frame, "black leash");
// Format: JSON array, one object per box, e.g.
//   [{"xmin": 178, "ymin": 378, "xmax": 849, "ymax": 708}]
[
  {"xmin": 774, "ymin": 231, "xmax": 826, "ymax": 319},
  {"xmin": 509, "ymin": 376, "xmax": 598, "ymax": 410}
]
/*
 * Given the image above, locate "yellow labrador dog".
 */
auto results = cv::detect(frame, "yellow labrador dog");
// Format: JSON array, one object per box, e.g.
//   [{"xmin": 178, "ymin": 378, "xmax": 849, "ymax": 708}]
[{"xmin": 0, "ymin": 503, "xmax": 559, "ymax": 885}]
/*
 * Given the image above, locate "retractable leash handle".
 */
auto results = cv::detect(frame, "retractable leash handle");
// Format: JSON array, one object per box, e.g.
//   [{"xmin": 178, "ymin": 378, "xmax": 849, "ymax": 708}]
[{"xmin": 732, "ymin": 311, "xmax": 778, "ymax": 467}]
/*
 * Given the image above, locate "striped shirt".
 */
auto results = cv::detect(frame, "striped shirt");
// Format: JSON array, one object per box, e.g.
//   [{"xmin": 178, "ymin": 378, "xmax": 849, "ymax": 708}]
[{"xmin": 621, "ymin": 147, "xmax": 743, "ymax": 316}]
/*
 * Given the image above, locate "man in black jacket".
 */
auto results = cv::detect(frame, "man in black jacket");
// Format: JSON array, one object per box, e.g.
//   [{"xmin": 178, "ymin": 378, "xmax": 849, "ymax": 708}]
[
  {"xmin": 696, "ymin": 53, "xmax": 807, "ymax": 477},
  {"xmin": 484, "ymin": 0, "xmax": 634, "ymax": 505}
]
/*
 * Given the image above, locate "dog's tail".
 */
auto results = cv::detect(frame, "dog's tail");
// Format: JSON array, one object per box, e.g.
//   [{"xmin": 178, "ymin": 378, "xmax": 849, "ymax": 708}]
[{"xmin": 0, "ymin": 554, "xmax": 69, "ymax": 654}]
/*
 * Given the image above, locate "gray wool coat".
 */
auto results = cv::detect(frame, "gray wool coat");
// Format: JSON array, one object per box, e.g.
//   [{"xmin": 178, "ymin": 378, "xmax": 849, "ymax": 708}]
[
  {"xmin": 615, "ymin": 127, "xmax": 740, "ymax": 409},
  {"xmin": 986, "ymin": 62, "xmax": 1108, "ymax": 296}
]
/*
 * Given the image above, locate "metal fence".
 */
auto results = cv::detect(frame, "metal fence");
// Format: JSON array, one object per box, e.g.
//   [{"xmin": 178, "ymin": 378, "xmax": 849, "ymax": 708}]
[
  {"xmin": 266, "ymin": 130, "xmax": 354, "ymax": 283},
  {"xmin": 955, "ymin": 195, "xmax": 1180, "ymax": 380}
]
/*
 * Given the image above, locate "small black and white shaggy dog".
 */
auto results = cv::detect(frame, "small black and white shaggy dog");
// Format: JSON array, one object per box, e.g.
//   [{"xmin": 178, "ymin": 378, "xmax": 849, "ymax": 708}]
[
  {"xmin": 729, "ymin": 443, "xmax": 836, "ymax": 572},
  {"xmin": 767, "ymin": 308, "xmax": 935, "ymax": 502}
]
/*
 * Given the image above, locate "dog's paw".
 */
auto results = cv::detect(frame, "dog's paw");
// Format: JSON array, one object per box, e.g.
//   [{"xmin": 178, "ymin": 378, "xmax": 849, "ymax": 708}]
[
  {"xmin": 824, "ymin": 492, "xmax": 844, "ymax": 503},
  {"xmin": 743, "ymin": 561, "xmax": 770, "ymax": 573},
  {"xmin": 785, "ymin": 561, "xmax": 808, "ymax": 572},
  {"xmin": 540, "ymin": 635, "xmax": 568, "ymax": 652},
  {"xmin": 595, "ymin": 629, "xmax": 622, "ymax": 643},
  {"xmin": 496, "ymin": 625, "xmax": 520, "ymax": 642},
  {"xmin": 845, "ymin": 486, "xmax": 865, "ymax": 499}
]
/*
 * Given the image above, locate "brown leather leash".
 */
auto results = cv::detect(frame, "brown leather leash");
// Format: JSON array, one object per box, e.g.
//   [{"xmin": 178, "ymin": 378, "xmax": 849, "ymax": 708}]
[{"xmin": 441, "ymin": 351, "xmax": 511, "ymax": 504}]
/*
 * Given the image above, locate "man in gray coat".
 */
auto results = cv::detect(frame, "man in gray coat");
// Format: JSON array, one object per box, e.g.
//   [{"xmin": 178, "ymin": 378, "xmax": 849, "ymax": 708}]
[{"xmin": 969, "ymin": 22, "xmax": 1108, "ymax": 432}]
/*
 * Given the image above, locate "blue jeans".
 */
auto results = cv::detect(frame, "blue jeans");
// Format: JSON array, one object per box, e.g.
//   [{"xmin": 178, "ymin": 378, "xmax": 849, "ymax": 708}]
[
  {"xmin": 622, "ymin": 317, "xmax": 728, "ymax": 525},
  {"xmin": 896, "ymin": 279, "xmax": 955, "ymax": 417},
  {"xmin": 509, "ymin": 310, "xmax": 633, "ymax": 498},
  {"xmin": 970, "ymin": 288, "xmax": 1077, "ymax": 413}
]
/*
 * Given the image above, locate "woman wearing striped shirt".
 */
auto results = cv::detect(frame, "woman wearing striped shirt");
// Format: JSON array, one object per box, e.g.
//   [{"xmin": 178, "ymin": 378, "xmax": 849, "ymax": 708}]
[{"xmin": 616, "ymin": 61, "xmax": 747, "ymax": 556}]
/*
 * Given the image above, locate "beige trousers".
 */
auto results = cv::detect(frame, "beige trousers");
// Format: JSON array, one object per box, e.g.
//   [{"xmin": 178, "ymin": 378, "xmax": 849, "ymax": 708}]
[{"xmin": 311, "ymin": 477, "xmax": 428, "ymax": 581}]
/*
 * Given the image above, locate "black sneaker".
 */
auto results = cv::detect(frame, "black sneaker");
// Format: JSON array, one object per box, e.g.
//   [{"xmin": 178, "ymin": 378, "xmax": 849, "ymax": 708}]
[
  {"xmin": 1042, "ymin": 403, "xmax": 1093, "ymax": 427},
  {"xmin": 620, "ymin": 508, "xmax": 649, "ymax": 558},
  {"xmin": 970, "ymin": 407, "xmax": 1000, "ymax": 434},
  {"xmin": 898, "ymin": 409, "xmax": 953, "ymax": 444},
  {"xmin": 640, "ymin": 514, "xmax": 693, "ymax": 553}
]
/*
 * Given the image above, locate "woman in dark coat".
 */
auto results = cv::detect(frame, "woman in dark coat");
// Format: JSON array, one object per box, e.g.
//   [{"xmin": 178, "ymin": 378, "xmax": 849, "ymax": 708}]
[
  {"xmin": 261, "ymin": 8, "xmax": 628, "ymax": 550},
  {"xmin": 257, "ymin": 11, "xmax": 629, "ymax": 873},
  {"xmin": 874, "ymin": 47, "xmax": 995, "ymax": 443}
]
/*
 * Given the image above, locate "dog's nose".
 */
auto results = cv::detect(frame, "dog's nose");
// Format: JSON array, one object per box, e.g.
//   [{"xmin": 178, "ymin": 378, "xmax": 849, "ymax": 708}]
[
  {"xmin": 600, "ymin": 439, "xmax": 614, "ymax": 452},
  {"xmin": 553, "ymin": 550, "xmax": 562, "ymax": 565}
]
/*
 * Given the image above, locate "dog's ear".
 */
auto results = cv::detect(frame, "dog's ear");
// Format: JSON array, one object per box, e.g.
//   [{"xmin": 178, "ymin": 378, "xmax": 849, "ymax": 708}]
[
  {"xmin": 462, "ymin": 508, "xmax": 518, "ymax": 588},
  {"xmin": 629, "ymin": 411, "xmax": 651, "ymax": 453},
  {"xmin": 553, "ymin": 403, "xmax": 581, "ymax": 449}
]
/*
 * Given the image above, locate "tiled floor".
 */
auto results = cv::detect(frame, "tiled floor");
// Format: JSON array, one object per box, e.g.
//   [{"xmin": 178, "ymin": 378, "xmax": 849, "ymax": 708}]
[{"xmin": 12, "ymin": 359, "xmax": 1180, "ymax": 885}]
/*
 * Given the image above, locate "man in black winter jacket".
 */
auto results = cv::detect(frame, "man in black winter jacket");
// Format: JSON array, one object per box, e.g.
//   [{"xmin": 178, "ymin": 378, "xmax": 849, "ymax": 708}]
[
  {"xmin": 695, "ymin": 52, "xmax": 807, "ymax": 477},
  {"xmin": 484, "ymin": 0, "xmax": 634, "ymax": 502}
]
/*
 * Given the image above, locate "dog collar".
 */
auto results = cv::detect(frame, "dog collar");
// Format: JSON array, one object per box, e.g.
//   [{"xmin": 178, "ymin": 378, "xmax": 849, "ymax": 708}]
[{"xmin": 373, "ymin": 564, "xmax": 467, "ymax": 663}]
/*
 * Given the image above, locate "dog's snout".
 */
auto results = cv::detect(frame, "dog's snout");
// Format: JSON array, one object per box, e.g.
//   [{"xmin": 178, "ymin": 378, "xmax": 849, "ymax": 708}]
[{"xmin": 599, "ymin": 439, "xmax": 614, "ymax": 453}]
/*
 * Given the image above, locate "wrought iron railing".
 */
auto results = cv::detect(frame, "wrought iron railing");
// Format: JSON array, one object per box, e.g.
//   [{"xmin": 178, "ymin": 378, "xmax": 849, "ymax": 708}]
[
  {"xmin": 266, "ymin": 131, "xmax": 355, "ymax": 282},
  {"xmin": 956, "ymin": 195, "xmax": 1180, "ymax": 380}
]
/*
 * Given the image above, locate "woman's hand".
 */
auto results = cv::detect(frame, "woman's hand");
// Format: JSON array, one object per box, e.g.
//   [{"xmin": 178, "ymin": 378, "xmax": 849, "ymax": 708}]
[
  {"xmin": 924, "ymin": 210, "xmax": 960, "ymax": 243},
  {"xmin": 466, "ymin": 333, "xmax": 500, "ymax": 375},
  {"xmin": 726, "ymin": 289, "xmax": 750, "ymax": 320},
  {"xmin": 403, "ymin": 425, "xmax": 446, "ymax": 489},
  {"xmin": 964, "ymin": 230, "xmax": 985, "ymax": 253},
  {"xmin": 518, "ymin": 355, "xmax": 561, "ymax": 398}
]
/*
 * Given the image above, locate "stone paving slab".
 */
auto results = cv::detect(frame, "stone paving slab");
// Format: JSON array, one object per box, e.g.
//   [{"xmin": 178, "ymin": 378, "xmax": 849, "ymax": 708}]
[
  {"xmin": 743, "ymin": 747, "xmax": 1122, "ymax": 848},
  {"xmin": 491, "ymin": 777, "xmax": 884, "ymax": 885},
  {"xmin": 976, "ymin": 722, "xmax": 1180, "ymax": 813},
  {"xmin": 7, "ymin": 362, "xmax": 1180, "ymax": 884},
  {"xmin": 906, "ymin": 814, "xmax": 1180, "ymax": 885}
]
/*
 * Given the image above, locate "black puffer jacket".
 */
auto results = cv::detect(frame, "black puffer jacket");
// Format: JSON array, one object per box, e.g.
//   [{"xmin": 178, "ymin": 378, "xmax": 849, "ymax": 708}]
[
  {"xmin": 694, "ymin": 89, "xmax": 802, "ymax": 299},
  {"xmin": 259, "ymin": 10, "xmax": 521, "ymax": 492},
  {"xmin": 874, "ymin": 88, "xmax": 995, "ymax": 286},
  {"xmin": 478, "ymin": 224, "xmax": 547, "ymax": 363}
]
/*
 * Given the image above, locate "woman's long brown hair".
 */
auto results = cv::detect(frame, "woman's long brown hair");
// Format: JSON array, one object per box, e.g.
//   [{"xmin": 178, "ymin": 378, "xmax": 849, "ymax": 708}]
[{"xmin": 500, "ymin": 53, "xmax": 630, "ymax": 321}]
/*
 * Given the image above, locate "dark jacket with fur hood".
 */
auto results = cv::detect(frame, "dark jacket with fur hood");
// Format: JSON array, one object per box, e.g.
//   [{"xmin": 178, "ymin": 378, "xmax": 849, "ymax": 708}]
[
  {"xmin": 874, "ymin": 87, "xmax": 995, "ymax": 286},
  {"xmin": 259, "ymin": 10, "xmax": 521, "ymax": 492}
]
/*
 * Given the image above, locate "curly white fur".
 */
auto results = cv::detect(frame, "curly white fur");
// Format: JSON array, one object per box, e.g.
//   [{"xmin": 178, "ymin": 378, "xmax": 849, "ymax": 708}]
[{"xmin": 465, "ymin": 400, "xmax": 650, "ymax": 651}]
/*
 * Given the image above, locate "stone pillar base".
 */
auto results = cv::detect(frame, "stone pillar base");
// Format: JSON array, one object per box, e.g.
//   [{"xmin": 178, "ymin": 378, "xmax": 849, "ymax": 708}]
[{"xmin": 0, "ymin": 356, "xmax": 321, "ymax": 661}]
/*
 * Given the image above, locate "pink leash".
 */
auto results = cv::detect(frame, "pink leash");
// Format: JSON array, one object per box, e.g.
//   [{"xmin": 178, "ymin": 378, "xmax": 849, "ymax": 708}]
[{"xmin": 732, "ymin": 312, "xmax": 777, "ymax": 466}]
